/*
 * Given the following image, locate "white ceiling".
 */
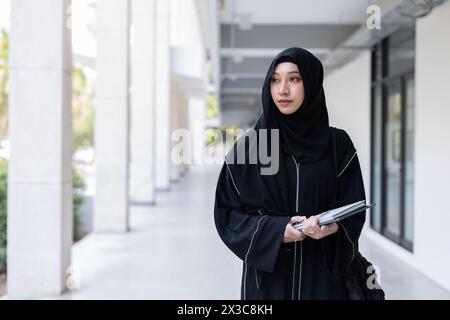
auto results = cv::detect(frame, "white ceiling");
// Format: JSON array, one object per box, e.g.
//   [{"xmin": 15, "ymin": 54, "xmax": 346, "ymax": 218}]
[{"xmin": 219, "ymin": 0, "xmax": 374, "ymax": 25}]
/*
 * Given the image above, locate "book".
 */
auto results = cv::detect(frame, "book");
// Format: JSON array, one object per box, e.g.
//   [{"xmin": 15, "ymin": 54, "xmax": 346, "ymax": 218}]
[{"xmin": 292, "ymin": 200, "xmax": 375, "ymax": 232}]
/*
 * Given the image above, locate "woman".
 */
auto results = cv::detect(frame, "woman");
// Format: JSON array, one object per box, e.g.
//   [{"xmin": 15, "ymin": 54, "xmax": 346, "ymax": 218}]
[{"xmin": 214, "ymin": 47, "xmax": 366, "ymax": 300}]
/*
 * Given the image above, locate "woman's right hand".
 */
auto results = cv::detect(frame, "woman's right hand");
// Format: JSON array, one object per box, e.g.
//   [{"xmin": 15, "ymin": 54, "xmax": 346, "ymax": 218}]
[{"xmin": 282, "ymin": 216, "xmax": 307, "ymax": 243}]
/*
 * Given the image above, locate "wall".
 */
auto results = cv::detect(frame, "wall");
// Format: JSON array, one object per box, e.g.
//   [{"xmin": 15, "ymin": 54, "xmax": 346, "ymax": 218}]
[
  {"xmin": 324, "ymin": 51, "xmax": 372, "ymax": 204},
  {"xmin": 414, "ymin": 0, "xmax": 450, "ymax": 292}
]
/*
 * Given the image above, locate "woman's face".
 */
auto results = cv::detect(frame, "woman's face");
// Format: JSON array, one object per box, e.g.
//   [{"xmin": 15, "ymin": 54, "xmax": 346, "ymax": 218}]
[{"xmin": 270, "ymin": 62, "xmax": 304, "ymax": 115}]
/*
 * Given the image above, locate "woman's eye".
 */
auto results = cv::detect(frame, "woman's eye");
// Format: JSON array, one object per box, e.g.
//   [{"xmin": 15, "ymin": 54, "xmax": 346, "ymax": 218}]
[
  {"xmin": 290, "ymin": 77, "xmax": 301, "ymax": 82},
  {"xmin": 271, "ymin": 78, "xmax": 279, "ymax": 83}
]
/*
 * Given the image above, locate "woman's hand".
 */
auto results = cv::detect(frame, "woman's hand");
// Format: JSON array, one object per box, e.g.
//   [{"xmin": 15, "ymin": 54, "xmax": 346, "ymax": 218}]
[
  {"xmin": 283, "ymin": 216, "xmax": 307, "ymax": 243},
  {"xmin": 302, "ymin": 215, "xmax": 339, "ymax": 240}
]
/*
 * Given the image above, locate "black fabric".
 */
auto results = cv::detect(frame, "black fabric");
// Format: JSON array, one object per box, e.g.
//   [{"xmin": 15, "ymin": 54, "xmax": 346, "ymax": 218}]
[
  {"xmin": 264, "ymin": 47, "xmax": 330, "ymax": 164},
  {"xmin": 214, "ymin": 47, "xmax": 367, "ymax": 300}
]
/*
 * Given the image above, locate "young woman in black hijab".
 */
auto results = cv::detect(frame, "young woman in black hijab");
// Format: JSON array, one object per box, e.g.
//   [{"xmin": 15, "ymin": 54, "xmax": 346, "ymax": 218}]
[{"xmin": 214, "ymin": 47, "xmax": 367, "ymax": 300}]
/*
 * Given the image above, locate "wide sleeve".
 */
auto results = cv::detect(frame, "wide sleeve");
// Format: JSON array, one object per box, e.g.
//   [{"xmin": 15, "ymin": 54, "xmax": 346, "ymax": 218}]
[
  {"xmin": 321, "ymin": 131, "xmax": 367, "ymax": 279},
  {"xmin": 214, "ymin": 162, "xmax": 291, "ymax": 273}
]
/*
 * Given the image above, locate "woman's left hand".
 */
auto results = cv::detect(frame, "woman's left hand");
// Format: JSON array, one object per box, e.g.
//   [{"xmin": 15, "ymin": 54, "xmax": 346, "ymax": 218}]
[{"xmin": 302, "ymin": 215, "xmax": 339, "ymax": 240}]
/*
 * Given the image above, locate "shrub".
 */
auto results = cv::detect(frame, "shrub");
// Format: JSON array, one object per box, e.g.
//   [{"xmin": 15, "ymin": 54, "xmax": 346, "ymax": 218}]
[{"xmin": 72, "ymin": 168, "xmax": 86, "ymax": 242}]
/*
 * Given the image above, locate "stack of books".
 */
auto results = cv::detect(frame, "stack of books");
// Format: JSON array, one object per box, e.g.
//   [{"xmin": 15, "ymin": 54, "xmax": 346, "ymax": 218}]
[{"xmin": 293, "ymin": 200, "xmax": 375, "ymax": 232}]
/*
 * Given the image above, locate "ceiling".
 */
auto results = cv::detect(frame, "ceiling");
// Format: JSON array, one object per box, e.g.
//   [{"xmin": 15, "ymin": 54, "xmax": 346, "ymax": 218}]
[{"xmin": 218, "ymin": 0, "xmax": 375, "ymax": 127}]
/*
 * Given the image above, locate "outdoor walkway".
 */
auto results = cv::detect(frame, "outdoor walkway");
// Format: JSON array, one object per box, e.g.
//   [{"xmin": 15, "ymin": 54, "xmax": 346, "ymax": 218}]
[{"xmin": 49, "ymin": 164, "xmax": 450, "ymax": 300}]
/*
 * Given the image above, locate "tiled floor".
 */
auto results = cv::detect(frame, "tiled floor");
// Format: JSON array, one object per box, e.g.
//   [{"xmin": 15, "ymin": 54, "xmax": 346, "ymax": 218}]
[{"xmin": 35, "ymin": 164, "xmax": 450, "ymax": 299}]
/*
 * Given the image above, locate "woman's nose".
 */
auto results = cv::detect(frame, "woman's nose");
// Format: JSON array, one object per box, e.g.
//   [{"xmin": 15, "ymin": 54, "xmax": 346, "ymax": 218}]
[{"xmin": 279, "ymin": 82, "xmax": 289, "ymax": 95}]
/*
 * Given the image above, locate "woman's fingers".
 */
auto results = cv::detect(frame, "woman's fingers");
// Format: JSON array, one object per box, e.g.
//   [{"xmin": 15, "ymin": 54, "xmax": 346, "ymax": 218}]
[
  {"xmin": 304, "ymin": 221, "xmax": 338, "ymax": 240},
  {"xmin": 283, "ymin": 216, "xmax": 310, "ymax": 243},
  {"xmin": 284, "ymin": 223, "xmax": 306, "ymax": 243},
  {"xmin": 309, "ymin": 215, "xmax": 320, "ymax": 227},
  {"xmin": 289, "ymin": 226, "xmax": 303, "ymax": 241},
  {"xmin": 303, "ymin": 215, "xmax": 321, "ymax": 238}
]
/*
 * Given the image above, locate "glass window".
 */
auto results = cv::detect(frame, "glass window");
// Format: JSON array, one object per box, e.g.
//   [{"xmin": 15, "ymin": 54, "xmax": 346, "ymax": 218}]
[{"xmin": 370, "ymin": 26, "xmax": 415, "ymax": 251}]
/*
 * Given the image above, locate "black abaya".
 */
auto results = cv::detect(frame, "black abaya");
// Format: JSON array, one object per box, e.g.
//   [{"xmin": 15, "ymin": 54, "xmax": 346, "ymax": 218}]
[{"xmin": 213, "ymin": 47, "xmax": 367, "ymax": 300}]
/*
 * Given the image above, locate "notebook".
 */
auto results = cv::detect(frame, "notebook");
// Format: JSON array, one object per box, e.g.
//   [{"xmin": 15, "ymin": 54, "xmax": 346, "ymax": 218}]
[{"xmin": 293, "ymin": 200, "xmax": 375, "ymax": 232}]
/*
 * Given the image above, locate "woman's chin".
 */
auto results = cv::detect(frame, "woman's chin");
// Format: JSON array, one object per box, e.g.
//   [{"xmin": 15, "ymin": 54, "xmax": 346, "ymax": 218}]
[{"xmin": 277, "ymin": 106, "xmax": 298, "ymax": 115}]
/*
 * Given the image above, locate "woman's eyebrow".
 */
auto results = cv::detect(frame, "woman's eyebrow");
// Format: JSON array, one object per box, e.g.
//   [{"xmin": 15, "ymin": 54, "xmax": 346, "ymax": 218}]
[{"xmin": 273, "ymin": 71, "xmax": 301, "ymax": 75}]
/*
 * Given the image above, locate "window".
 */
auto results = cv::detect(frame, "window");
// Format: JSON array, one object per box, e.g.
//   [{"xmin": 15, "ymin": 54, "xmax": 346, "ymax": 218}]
[{"xmin": 370, "ymin": 26, "xmax": 415, "ymax": 251}]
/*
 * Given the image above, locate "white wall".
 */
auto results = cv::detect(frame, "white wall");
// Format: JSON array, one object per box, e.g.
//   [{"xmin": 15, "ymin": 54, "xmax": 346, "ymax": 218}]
[
  {"xmin": 415, "ymin": 0, "xmax": 450, "ymax": 292},
  {"xmin": 323, "ymin": 51, "xmax": 372, "ymax": 202}
]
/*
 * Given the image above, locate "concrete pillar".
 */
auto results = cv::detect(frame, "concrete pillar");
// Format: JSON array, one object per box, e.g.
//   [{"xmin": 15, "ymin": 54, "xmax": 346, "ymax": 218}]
[
  {"xmin": 129, "ymin": 0, "xmax": 156, "ymax": 204},
  {"xmin": 154, "ymin": 0, "xmax": 171, "ymax": 190},
  {"xmin": 94, "ymin": 0, "xmax": 130, "ymax": 232},
  {"xmin": 7, "ymin": 0, "xmax": 72, "ymax": 297}
]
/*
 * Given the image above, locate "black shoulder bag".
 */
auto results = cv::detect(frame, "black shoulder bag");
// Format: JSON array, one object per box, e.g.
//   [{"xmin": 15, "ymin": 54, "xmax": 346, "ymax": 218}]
[{"xmin": 330, "ymin": 127, "xmax": 385, "ymax": 300}]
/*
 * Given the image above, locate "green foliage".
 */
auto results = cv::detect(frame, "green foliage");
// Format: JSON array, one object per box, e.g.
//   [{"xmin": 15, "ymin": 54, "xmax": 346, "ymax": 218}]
[
  {"xmin": 206, "ymin": 94, "xmax": 218, "ymax": 120},
  {"xmin": 205, "ymin": 126, "xmax": 242, "ymax": 146},
  {"xmin": 72, "ymin": 167, "xmax": 86, "ymax": 242}
]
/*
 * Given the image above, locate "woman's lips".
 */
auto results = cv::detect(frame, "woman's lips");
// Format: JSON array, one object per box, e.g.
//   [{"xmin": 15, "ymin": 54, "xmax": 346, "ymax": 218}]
[{"xmin": 278, "ymin": 100, "xmax": 293, "ymax": 107}]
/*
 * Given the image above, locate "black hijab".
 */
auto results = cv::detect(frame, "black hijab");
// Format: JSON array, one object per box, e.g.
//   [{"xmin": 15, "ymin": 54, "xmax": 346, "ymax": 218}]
[
  {"xmin": 225, "ymin": 47, "xmax": 334, "ymax": 214},
  {"xmin": 260, "ymin": 47, "xmax": 330, "ymax": 164}
]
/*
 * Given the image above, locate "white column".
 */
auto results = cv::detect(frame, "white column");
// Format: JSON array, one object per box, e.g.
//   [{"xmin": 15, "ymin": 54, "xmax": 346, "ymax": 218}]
[
  {"xmin": 155, "ymin": 0, "xmax": 171, "ymax": 190},
  {"xmin": 129, "ymin": 0, "xmax": 156, "ymax": 204},
  {"xmin": 94, "ymin": 0, "xmax": 130, "ymax": 232},
  {"xmin": 8, "ymin": 0, "xmax": 72, "ymax": 297}
]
